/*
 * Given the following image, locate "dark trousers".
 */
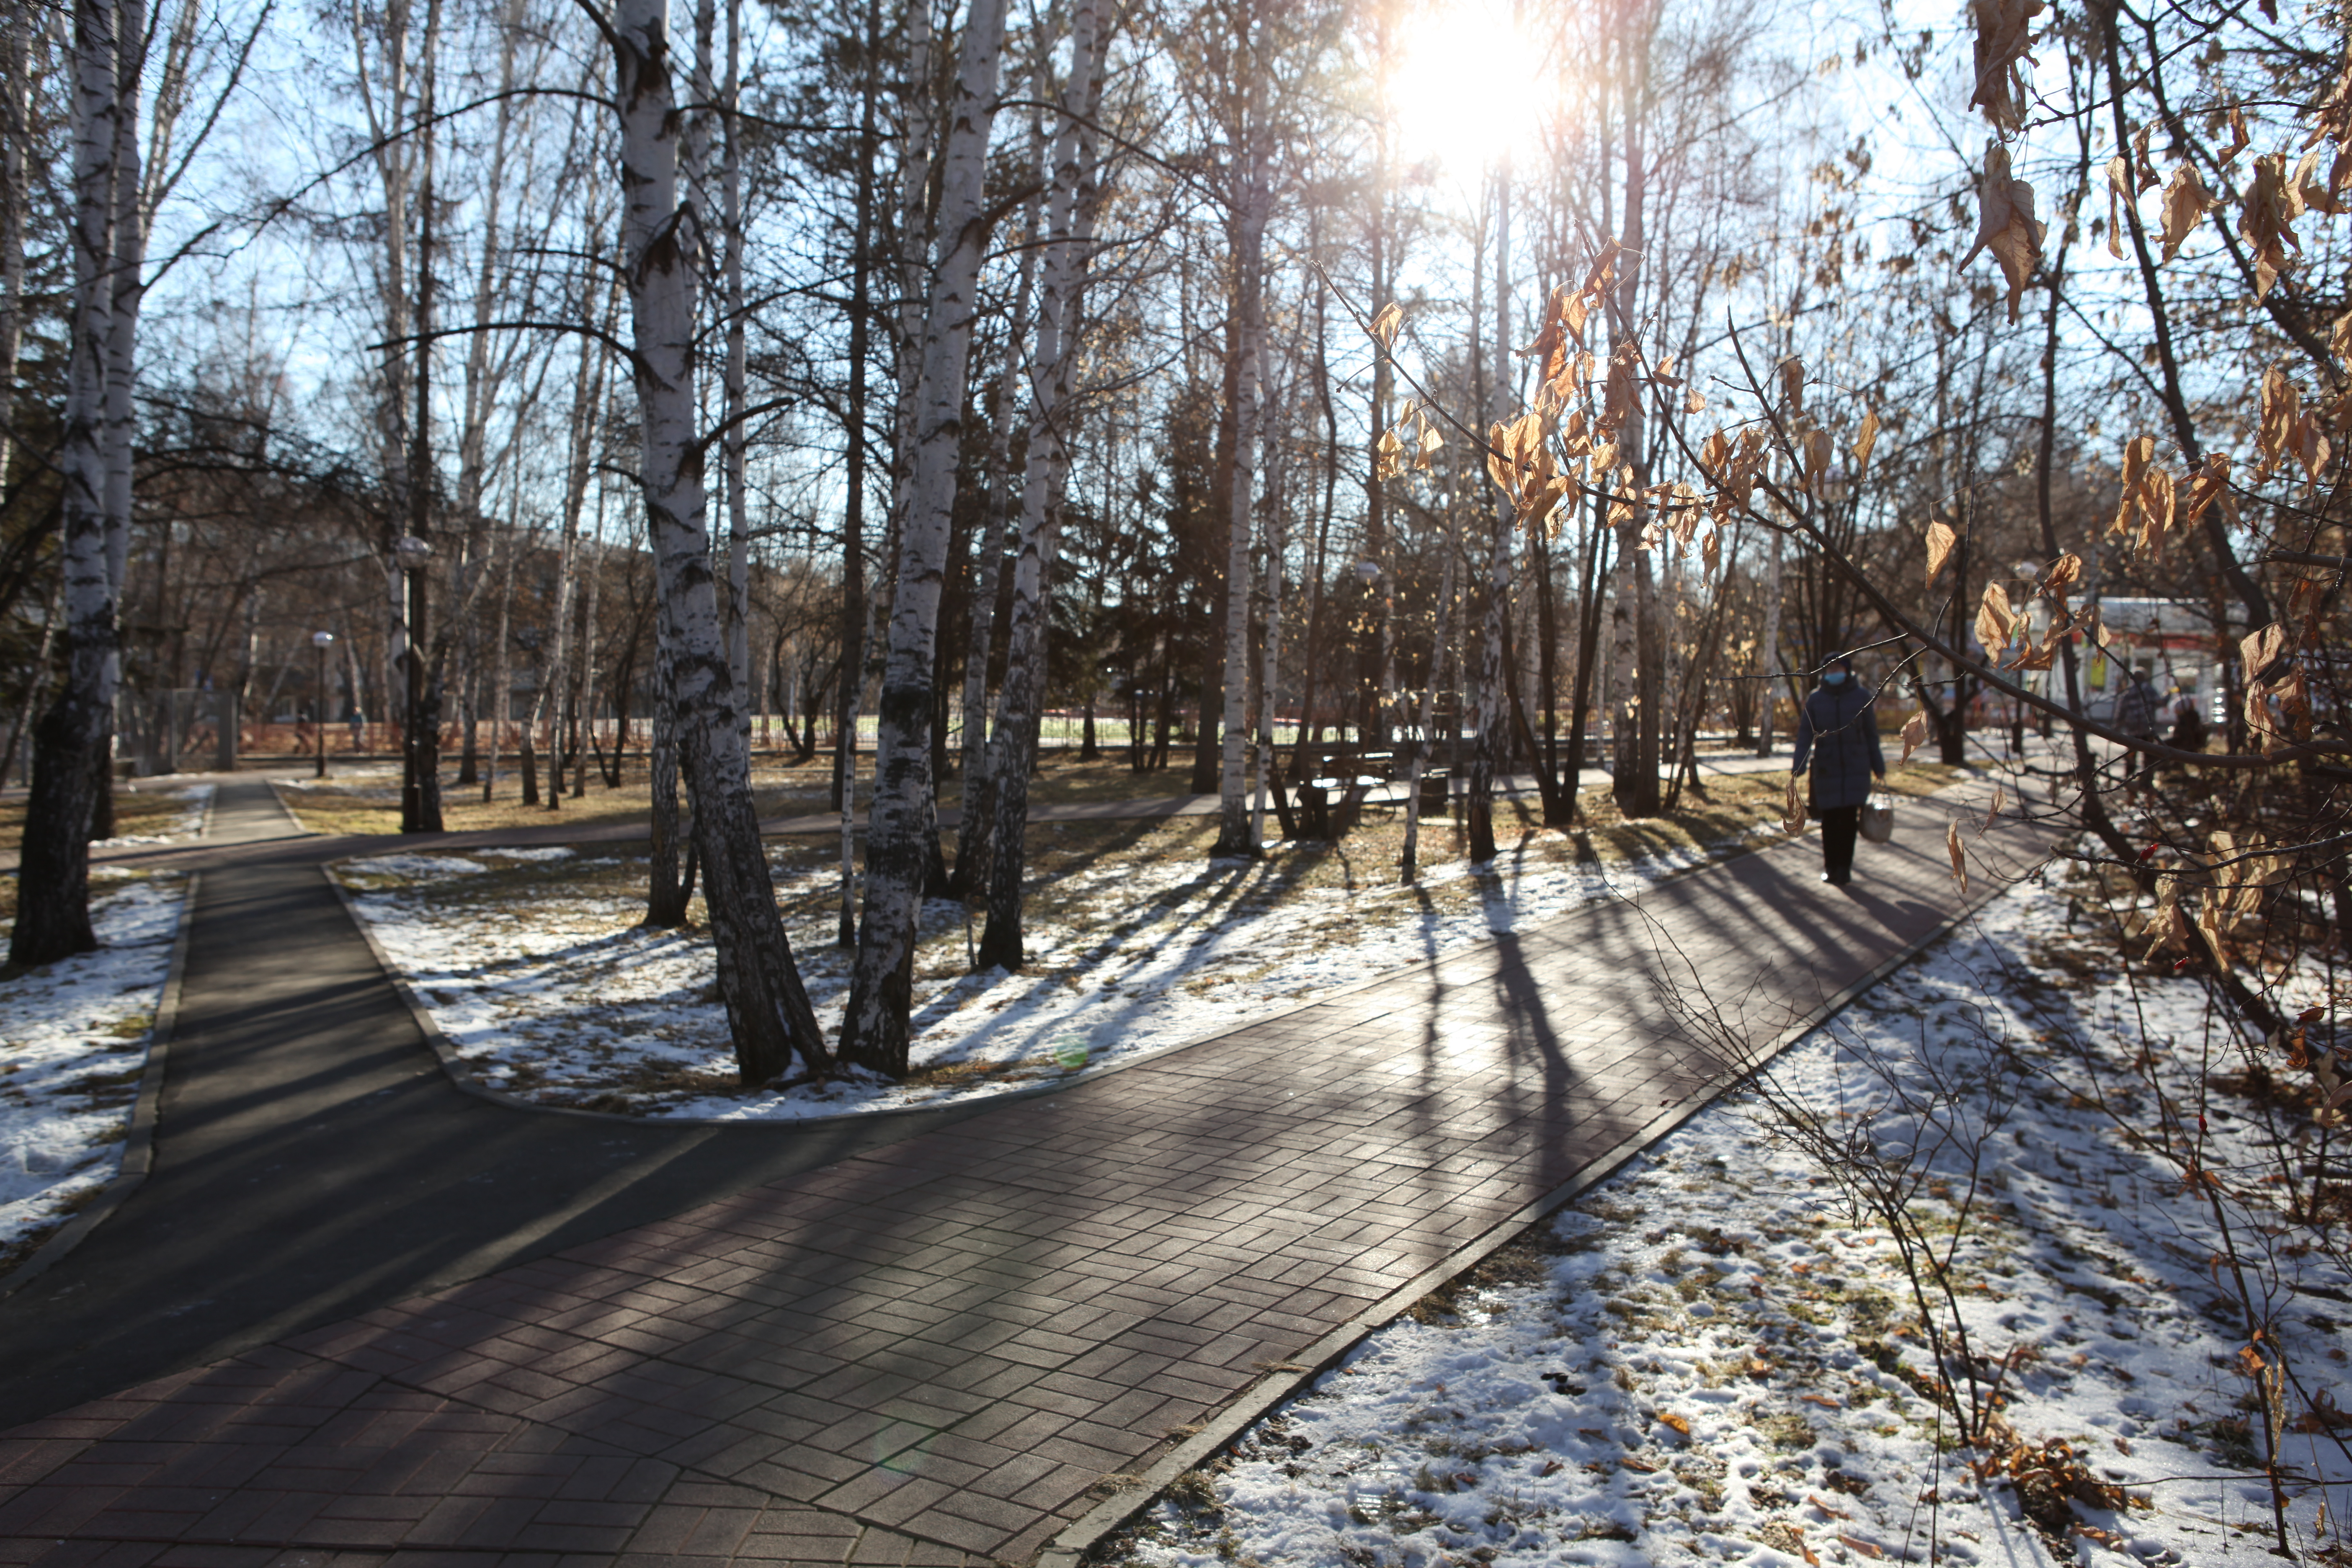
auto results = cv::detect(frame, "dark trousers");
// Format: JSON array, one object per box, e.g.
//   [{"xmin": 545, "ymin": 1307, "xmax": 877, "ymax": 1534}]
[{"xmin": 1818, "ymin": 806, "xmax": 1861, "ymax": 881}]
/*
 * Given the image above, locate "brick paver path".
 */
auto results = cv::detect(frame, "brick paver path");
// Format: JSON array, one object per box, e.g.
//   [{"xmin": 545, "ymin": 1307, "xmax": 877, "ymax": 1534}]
[{"xmin": 0, "ymin": 791, "xmax": 2034, "ymax": 1566}]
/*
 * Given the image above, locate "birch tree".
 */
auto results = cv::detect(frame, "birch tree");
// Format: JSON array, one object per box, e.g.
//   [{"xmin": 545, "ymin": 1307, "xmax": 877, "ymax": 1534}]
[
  {"xmin": 838, "ymin": 0, "xmax": 1011, "ymax": 1073},
  {"xmin": 11, "ymin": 0, "xmax": 123, "ymax": 966},
  {"xmin": 582, "ymin": 0, "xmax": 827, "ymax": 1083},
  {"xmin": 1212, "ymin": 15, "xmax": 1268, "ymax": 858},
  {"xmin": 977, "ymin": 0, "xmax": 1110, "ymax": 969}
]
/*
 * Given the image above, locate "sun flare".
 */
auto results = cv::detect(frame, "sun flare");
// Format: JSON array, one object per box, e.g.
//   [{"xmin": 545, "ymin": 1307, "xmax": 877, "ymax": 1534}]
[{"xmin": 1384, "ymin": 0, "xmax": 1547, "ymax": 177}]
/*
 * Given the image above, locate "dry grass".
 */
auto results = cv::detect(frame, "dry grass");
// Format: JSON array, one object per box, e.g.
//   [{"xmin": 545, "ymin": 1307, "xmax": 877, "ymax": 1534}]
[
  {"xmin": 0, "ymin": 784, "xmax": 204, "ymax": 860},
  {"xmin": 272, "ymin": 750, "xmax": 1219, "ymax": 838}
]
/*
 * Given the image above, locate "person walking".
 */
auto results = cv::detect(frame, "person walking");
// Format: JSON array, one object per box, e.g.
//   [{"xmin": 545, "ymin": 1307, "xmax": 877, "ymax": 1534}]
[
  {"xmin": 2113, "ymin": 668, "xmax": 2161, "ymax": 792},
  {"xmin": 1790, "ymin": 655, "xmax": 1886, "ymax": 886}
]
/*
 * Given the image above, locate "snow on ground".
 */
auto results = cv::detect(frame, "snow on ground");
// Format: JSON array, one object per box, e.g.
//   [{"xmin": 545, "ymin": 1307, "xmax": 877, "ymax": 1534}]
[
  {"xmin": 94, "ymin": 781, "xmax": 211, "ymax": 846},
  {"xmin": 0, "ymin": 872, "xmax": 191, "ymax": 1271},
  {"xmin": 332, "ymin": 824, "xmax": 1772, "ymax": 1119},
  {"xmin": 1101, "ymin": 873, "xmax": 2352, "ymax": 1568}
]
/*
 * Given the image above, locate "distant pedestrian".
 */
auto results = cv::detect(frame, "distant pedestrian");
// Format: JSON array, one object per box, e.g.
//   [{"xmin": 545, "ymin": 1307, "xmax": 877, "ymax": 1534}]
[
  {"xmin": 1790, "ymin": 655, "xmax": 1886, "ymax": 887},
  {"xmin": 2167, "ymin": 693, "xmax": 2208, "ymax": 756},
  {"xmin": 2114, "ymin": 668, "xmax": 2160, "ymax": 787}
]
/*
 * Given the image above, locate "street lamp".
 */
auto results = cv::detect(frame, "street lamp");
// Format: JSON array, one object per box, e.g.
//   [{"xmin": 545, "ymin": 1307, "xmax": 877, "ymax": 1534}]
[
  {"xmin": 395, "ymin": 535, "xmax": 435, "ymax": 833},
  {"xmin": 312, "ymin": 631, "xmax": 335, "ymax": 779}
]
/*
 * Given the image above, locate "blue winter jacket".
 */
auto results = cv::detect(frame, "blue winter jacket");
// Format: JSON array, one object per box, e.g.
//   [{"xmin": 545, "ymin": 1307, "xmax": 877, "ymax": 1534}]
[{"xmin": 1790, "ymin": 678, "xmax": 1886, "ymax": 810}]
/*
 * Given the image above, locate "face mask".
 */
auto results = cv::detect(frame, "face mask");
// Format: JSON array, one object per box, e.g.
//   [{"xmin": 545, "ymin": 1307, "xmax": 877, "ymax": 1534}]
[{"xmin": 1823, "ymin": 671, "xmax": 1848, "ymax": 687}]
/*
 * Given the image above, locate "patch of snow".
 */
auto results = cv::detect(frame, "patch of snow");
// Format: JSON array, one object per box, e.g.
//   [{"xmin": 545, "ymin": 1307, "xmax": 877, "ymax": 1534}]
[
  {"xmin": 479, "ymin": 846, "xmax": 577, "ymax": 862},
  {"xmin": 0, "ymin": 873, "xmax": 190, "ymax": 1264},
  {"xmin": 334, "ymin": 827, "xmax": 1757, "ymax": 1121},
  {"xmin": 340, "ymin": 854, "xmax": 490, "ymax": 882},
  {"xmin": 1106, "ymin": 873, "xmax": 2352, "ymax": 1568},
  {"xmin": 93, "ymin": 783, "xmax": 212, "ymax": 847}
]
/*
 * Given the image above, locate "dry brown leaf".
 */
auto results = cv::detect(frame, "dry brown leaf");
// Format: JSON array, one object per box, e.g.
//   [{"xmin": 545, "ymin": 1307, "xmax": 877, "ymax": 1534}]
[
  {"xmin": 2241, "ymin": 621, "xmax": 2286, "ymax": 687},
  {"xmin": 1685, "ymin": 385, "xmax": 1707, "ymax": 415},
  {"xmin": 1975, "ymin": 581, "xmax": 2017, "ymax": 656},
  {"xmin": 2259, "ymin": 364, "xmax": 2299, "ymax": 477},
  {"xmin": 1900, "ymin": 708, "xmax": 1930, "ymax": 766},
  {"xmin": 1782, "ymin": 355, "xmax": 1805, "ymax": 413},
  {"xmin": 2181, "ymin": 453, "xmax": 2231, "ymax": 526},
  {"xmin": 1926, "ymin": 519, "xmax": 1960, "ymax": 590},
  {"xmin": 2158, "ymin": 164, "xmax": 2218, "ymax": 263},
  {"xmin": 1947, "ymin": 819, "xmax": 1970, "ymax": 895},
  {"xmin": 2135, "ymin": 467, "xmax": 2176, "ymax": 557},
  {"xmin": 2296, "ymin": 144, "xmax": 2341, "ymax": 214},
  {"xmin": 1485, "ymin": 420, "xmax": 1512, "ymax": 493},
  {"xmin": 1958, "ymin": 140, "xmax": 2047, "ymax": 322},
  {"xmin": 2241, "ymin": 153, "xmax": 2302, "ymax": 299},
  {"xmin": 1852, "ymin": 408, "xmax": 1881, "ymax": 469},
  {"xmin": 1808, "ymin": 1493, "xmax": 1854, "ymax": 1519},
  {"xmin": 1840, "ymin": 1533, "xmax": 1888, "ymax": 1560},
  {"xmin": 1784, "ymin": 773, "xmax": 1810, "ymax": 837},
  {"xmin": 1804, "ymin": 427, "xmax": 1834, "ymax": 488},
  {"xmin": 2040, "ymin": 552, "xmax": 2082, "ymax": 596},
  {"xmin": 1371, "ymin": 302, "xmax": 1403, "ymax": 350},
  {"xmin": 1658, "ymin": 1412, "xmax": 1691, "ymax": 1436},
  {"xmin": 1984, "ymin": 784, "xmax": 2006, "ymax": 831},
  {"xmin": 1968, "ymin": 0, "xmax": 2045, "ymax": 134}
]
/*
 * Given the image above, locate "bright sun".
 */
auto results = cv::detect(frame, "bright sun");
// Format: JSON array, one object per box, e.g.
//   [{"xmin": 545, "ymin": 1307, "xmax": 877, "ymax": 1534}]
[{"xmin": 1385, "ymin": 0, "xmax": 1547, "ymax": 178}]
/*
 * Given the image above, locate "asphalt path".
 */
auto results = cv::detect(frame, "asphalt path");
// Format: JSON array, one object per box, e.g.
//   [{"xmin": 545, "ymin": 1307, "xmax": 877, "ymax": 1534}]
[
  {"xmin": 0, "ymin": 774, "xmax": 990, "ymax": 1431},
  {"xmin": 0, "ymin": 743, "xmax": 2007, "ymax": 1433}
]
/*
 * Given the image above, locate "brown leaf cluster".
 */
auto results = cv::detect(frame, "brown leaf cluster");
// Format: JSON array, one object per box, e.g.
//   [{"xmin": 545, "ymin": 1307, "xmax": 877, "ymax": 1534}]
[
  {"xmin": 2112, "ymin": 436, "xmax": 2233, "ymax": 558},
  {"xmin": 2254, "ymin": 366, "xmax": 2331, "ymax": 483},
  {"xmin": 1376, "ymin": 403, "xmax": 1443, "ymax": 481},
  {"xmin": 1967, "ymin": 0, "xmax": 2043, "ymax": 134},
  {"xmin": 1957, "ymin": 142, "xmax": 2046, "ymax": 322}
]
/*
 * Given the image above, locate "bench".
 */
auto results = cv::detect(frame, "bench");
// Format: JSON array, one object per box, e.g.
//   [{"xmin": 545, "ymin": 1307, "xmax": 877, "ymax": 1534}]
[{"xmin": 1290, "ymin": 749, "xmax": 1398, "ymax": 839}]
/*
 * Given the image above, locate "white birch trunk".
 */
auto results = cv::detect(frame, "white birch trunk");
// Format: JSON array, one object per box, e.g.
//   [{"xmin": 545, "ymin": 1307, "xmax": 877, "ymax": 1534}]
[
  {"xmin": 1248, "ymin": 340, "xmax": 1283, "ymax": 851},
  {"xmin": 0, "ymin": 4, "xmax": 28, "ymax": 493},
  {"xmin": 952, "ymin": 96, "xmax": 1043, "ymax": 880},
  {"xmin": 10, "ymin": 0, "xmax": 120, "ymax": 966},
  {"xmin": 976, "ymin": 0, "xmax": 1109, "ymax": 970},
  {"xmin": 1213, "ymin": 113, "xmax": 1268, "ymax": 856},
  {"xmin": 721, "ymin": 0, "xmax": 750, "ymax": 716},
  {"xmin": 1756, "ymin": 524, "xmax": 1783, "ymax": 755},
  {"xmin": 839, "ymin": 0, "xmax": 1009, "ymax": 1071},
  {"xmin": 1468, "ymin": 157, "xmax": 1511, "ymax": 862},
  {"xmin": 1400, "ymin": 547, "xmax": 1457, "ymax": 882},
  {"xmin": 604, "ymin": 0, "xmax": 824, "ymax": 1081}
]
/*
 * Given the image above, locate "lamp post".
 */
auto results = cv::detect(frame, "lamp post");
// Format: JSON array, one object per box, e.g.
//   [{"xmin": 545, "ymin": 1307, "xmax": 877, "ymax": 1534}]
[
  {"xmin": 312, "ymin": 631, "xmax": 335, "ymax": 779},
  {"xmin": 395, "ymin": 535, "xmax": 435, "ymax": 832}
]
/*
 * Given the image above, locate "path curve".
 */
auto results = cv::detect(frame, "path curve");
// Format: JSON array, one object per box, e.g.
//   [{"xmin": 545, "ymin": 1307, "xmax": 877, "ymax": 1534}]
[{"xmin": 0, "ymin": 765, "xmax": 2045, "ymax": 1565}]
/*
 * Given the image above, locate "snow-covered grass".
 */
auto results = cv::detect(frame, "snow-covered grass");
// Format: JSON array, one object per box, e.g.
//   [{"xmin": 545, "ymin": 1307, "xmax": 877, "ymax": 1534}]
[
  {"xmin": 330, "ymin": 813, "xmax": 1781, "ymax": 1119},
  {"xmin": 94, "ymin": 781, "xmax": 211, "ymax": 847},
  {"xmin": 0, "ymin": 872, "xmax": 190, "ymax": 1275},
  {"xmin": 1097, "ymin": 873, "xmax": 2352, "ymax": 1568}
]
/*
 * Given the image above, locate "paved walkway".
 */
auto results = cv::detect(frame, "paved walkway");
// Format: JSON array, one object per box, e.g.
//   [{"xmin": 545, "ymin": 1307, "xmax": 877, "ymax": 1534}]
[{"xmin": 0, "ymin": 771, "xmax": 2041, "ymax": 1565}]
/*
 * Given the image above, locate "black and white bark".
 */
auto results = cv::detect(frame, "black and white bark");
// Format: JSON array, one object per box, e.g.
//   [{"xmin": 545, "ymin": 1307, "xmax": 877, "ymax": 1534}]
[
  {"xmin": 833, "ymin": 0, "xmax": 884, "ymax": 941},
  {"xmin": 950, "ymin": 93, "xmax": 1044, "ymax": 902},
  {"xmin": 0, "ymin": 2, "xmax": 28, "ymax": 496},
  {"xmin": 839, "ymin": 0, "xmax": 1009, "ymax": 1071},
  {"xmin": 1467, "ymin": 156, "xmax": 1511, "ymax": 864},
  {"xmin": 976, "ymin": 0, "xmax": 1109, "ymax": 971},
  {"xmin": 12, "ymin": 0, "xmax": 121, "ymax": 967},
  {"xmin": 1399, "ymin": 546, "xmax": 1457, "ymax": 882},
  {"xmin": 534, "ymin": 271, "xmax": 612, "ymax": 810},
  {"xmin": 1213, "ymin": 58, "xmax": 1268, "ymax": 858},
  {"xmin": 591, "ymin": 0, "xmax": 826, "ymax": 1082}
]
